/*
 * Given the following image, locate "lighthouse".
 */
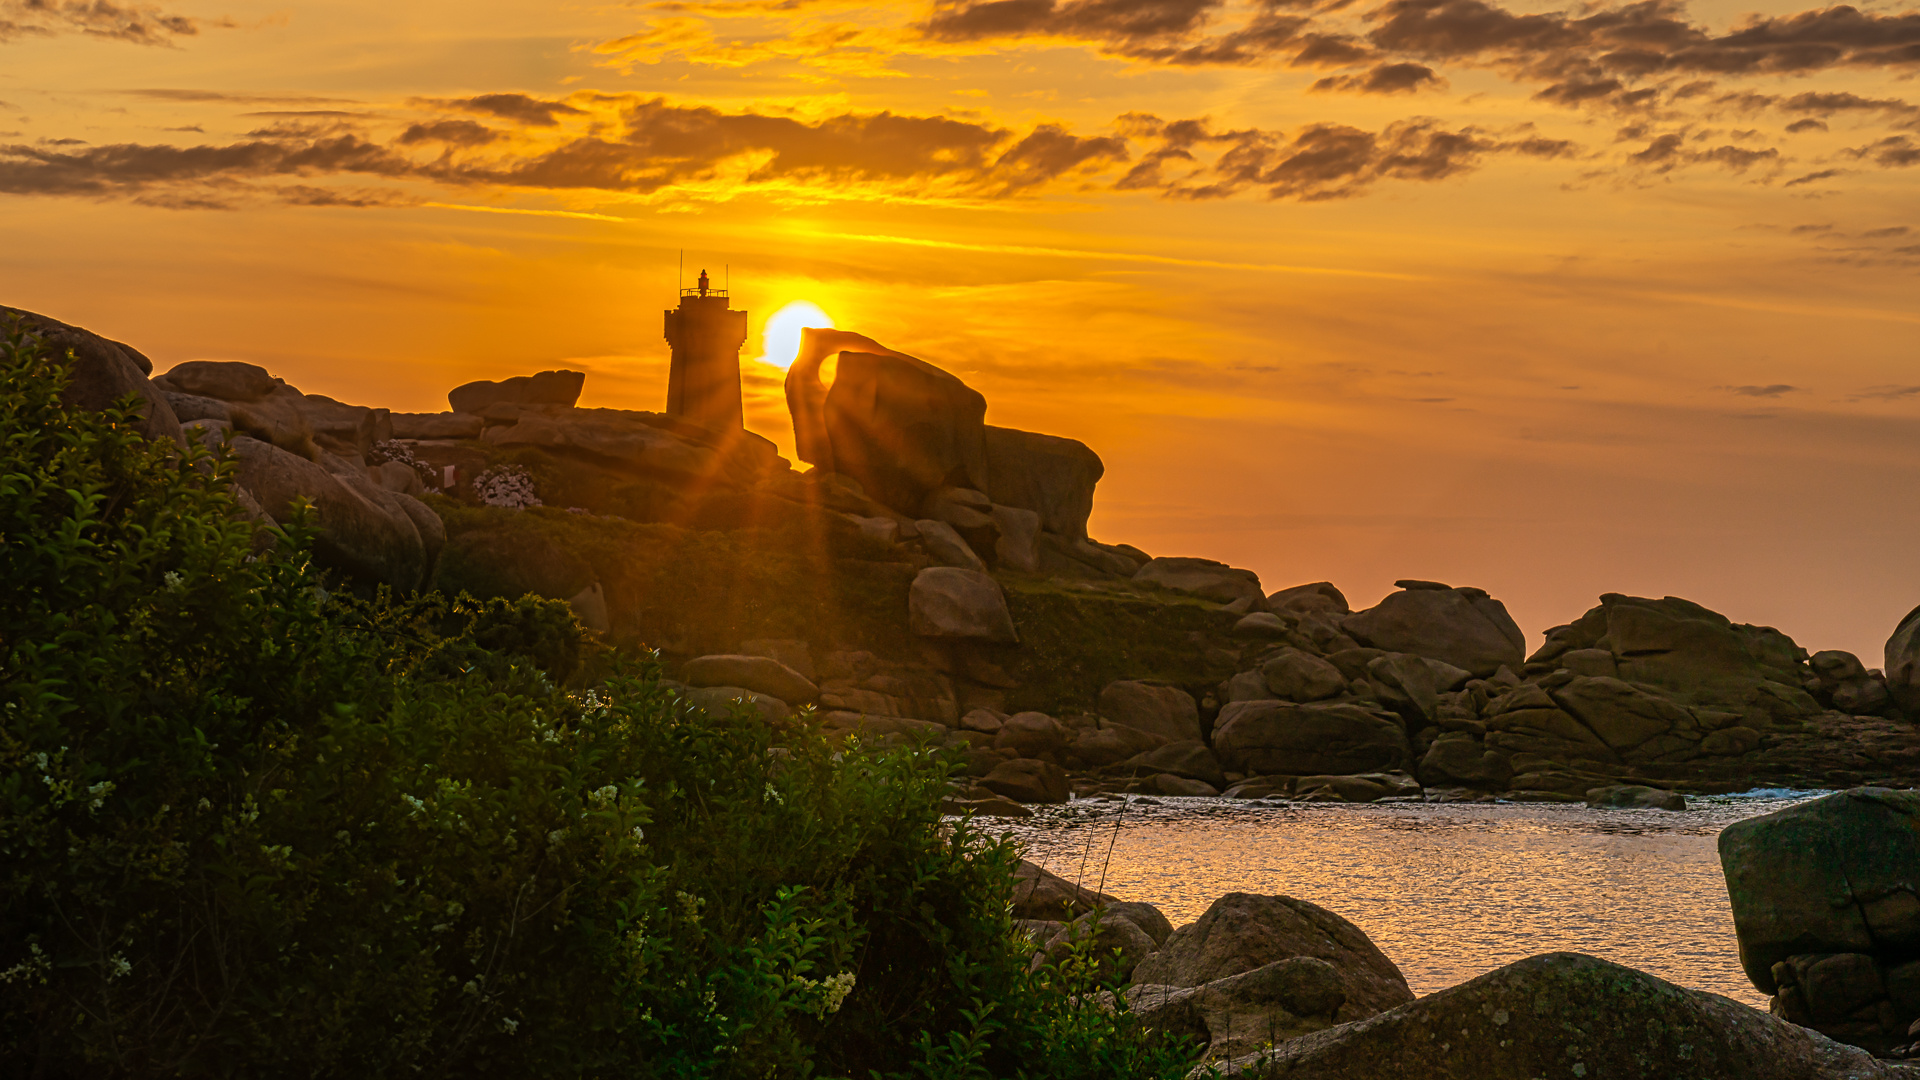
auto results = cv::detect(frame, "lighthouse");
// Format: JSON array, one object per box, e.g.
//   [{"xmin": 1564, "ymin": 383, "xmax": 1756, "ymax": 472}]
[{"xmin": 663, "ymin": 268, "xmax": 747, "ymax": 431}]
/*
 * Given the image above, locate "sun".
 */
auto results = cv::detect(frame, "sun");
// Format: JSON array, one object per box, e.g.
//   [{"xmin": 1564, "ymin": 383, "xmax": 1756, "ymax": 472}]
[{"xmin": 754, "ymin": 301, "xmax": 833, "ymax": 370}]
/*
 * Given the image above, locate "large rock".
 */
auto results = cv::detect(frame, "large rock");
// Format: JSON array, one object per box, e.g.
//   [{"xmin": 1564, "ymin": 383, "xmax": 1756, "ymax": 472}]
[
  {"xmin": 448, "ymin": 369, "xmax": 584, "ymax": 414},
  {"xmin": 909, "ymin": 567, "xmax": 1018, "ymax": 643},
  {"xmin": 784, "ymin": 328, "xmax": 988, "ymax": 515},
  {"xmin": 1228, "ymin": 952, "xmax": 1902, "ymax": 1080},
  {"xmin": 1260, "ymin": 649, "xmax": 1347, "ymax": 702},
  {"xmin": 1112, "ymin": 740, "xmax": 1227, "ymax": 788},
  {"xmin": 989, "ymin": 503, "xmax": 1042, "ymax": 573},
  {"xmin": 1130, "ymin": 957, "xmax": 1350, "ymax": 1062},
  {"xmin": 1133, "ymin": 557, "xmax": 1265, "ymax": 609},
  {"xmin": 1132, "ymin": 892, "xmax": 1412, "ymax": 1023},
  {"xmin": 994, "ymin": 711, "xmax": 1069, "ymax": 757},
  {"xmin": 1212, "ymin": 701, "xmax": 1411, "ymax": 777},
  {"xmin": 391, "ymin": 412, "xmax": 485, "ymax": 440},
  {"xmin": 1011, "ymin": 859, "xmax": 1115, "ymax": 920},
  {"xmin": 230, "ymin": 436, "xmax": 438, "ymax": 591},
  {"xmin": 1720, "ymin": 788, "xmax": 1920, "ymax": 992},
  {"xmin": 980, "ymin": 425, "xmax": 1104, "ymax": 541},
  {"xmin": 1038, "ymin": 903, "xmax": 1169, "ymax": 982},
  {"xmin": 1097, "ymin": 681, "xmax": 1201, "ymax": 744},
  {"xmin": 482, "ymin": 407, "xmax": 775, "ymax": 487},
  {"xmin": 1889, "ymin": 606, "xmax": 1920, "ymax": 715},
  {"xmin": 683, "ymin": 654, "xmax": 819, "ymax": 705},
  {"xmin": 979, "ymin": 758, "xmax": 1069, "ymax": 803},
  {"xmin": 1417, "ymin": 731, "xmax": 1512, "ymax": 789},
  {"xmin": 1070, "ymin": 722, "xmax": 1169, "ymax": 767},
  {"xmin": 300, "ymin": 393, "xmax": 391, "ymax": 458},
  {"xmin": 1341, "ymin": 581, "xmax": 1525, "ymax": 678},
  {"xmin": 1268, "ymin": 581, "xmax": 1349, "ymax": 616},
  {"xmin": 915, "ymin": 519, "xmax": 988, "ymax": 571},
  {"xmin": 6, "ymin": 307, "xmax": 186, "ymax": 448}
]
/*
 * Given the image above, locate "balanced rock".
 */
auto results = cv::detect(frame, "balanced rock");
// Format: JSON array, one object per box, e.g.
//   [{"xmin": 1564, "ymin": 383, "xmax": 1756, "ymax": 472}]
[
  {"xmin": 1342, "ymin": 582, "xmax": 1524, "ymax": 678},
  {"xmin": 1133, "ymin": 892, "xmax": 1412, "ymax": 1024},
  {"xmin": 1229, "ymin": 952, "xmax": 1902, "ymax": 1080},
  {"xmin": 908, "ymin": 567, "xmax": 1018, "ymax": 643},
  {"xmin": 1097, "ymin": 681, "xmax": 1201, "ymax": 744},
  {"xmin": 683, "ymin": 654, "xmax": 819, "ymax": 705},
  {"xmin": 1212, "ymin": 701, "xmax": 1410, "ymax": 777},
  {"xmin": 448, "ymin": 369, "xmax": 584, "ymax": 414}
]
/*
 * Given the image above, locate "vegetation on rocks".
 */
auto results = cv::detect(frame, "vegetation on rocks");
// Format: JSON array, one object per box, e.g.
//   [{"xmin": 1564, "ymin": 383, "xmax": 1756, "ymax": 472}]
[{"xmin": 0, "ymin": 324, "xmax": 1200, "ymax": 1077}]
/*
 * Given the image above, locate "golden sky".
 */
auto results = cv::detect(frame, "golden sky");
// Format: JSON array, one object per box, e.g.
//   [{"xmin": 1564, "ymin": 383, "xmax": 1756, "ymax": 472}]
[{"xmin": 4, "ymin": 0, "xmax": 1918, "ymax": 660}]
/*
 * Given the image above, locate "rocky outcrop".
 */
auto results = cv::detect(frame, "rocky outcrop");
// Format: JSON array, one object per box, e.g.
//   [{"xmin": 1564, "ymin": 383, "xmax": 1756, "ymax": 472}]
[
  {"xmin": 1720, "ymin": 787, "xmax": 1920, "ymax": 1055},
  {"xmin": 1342, "ymin": 581, "xmax": 1524, "ymax": 678},
  {"xmin": 1011, "ymin": 859, "xmax": 1115, "ymax": 921},
  {"xmin": 1036, "ymin": 902, "xmax": 1172, "ymax": 982},
  {"xmin": 1585, "ymin": 784, "xmax": 1687, "ymax": 810},
  {"xmin": 1133, "ymin": 892, "xmax": 1412, "ymax": 1023},
  {"xmin": 6, "ymin": 306, "xmax": 184, "ymax": 447},
  {"xmin": 979, "ymin": 758, "xmax": 1068, "ymax": 803},
  {"xmin": 1890, "ymin": 607, "xmax": 1920, "ymax": 716},
  {"xmin": 447, "ymin": 369, "xmax": 584, "ymax": 414},
  {"xmin": 1227, "ymin": 952, "xmax": 1905, "ymax": 1080},
  {"xmin": 909, "ymin": 567, "xmax": 1018, "ymax": 643},
  {"xmin": 1131, "ymin": 957, "xmax": 1352, "ymax": 1064},
  {"xmin": 980, "ymin": 425, "xmax": 1103, "ymax": 541},
  {"xmin": 479, "ymin": 405, "xmax": 780, "ymax": 487}
]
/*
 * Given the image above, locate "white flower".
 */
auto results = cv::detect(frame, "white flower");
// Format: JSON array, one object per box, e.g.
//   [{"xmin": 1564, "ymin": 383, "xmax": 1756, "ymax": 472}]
[
  {"xmin": 499, "ymin": 1017, "xmax": 519, "ymax": 1034},
  {"xmin": 472, "ymin": 465, "xmax": 542, "ymax": 510},
  {"xmin": 631, "ymin": 826, "xmax": 646, "ymax": 842},
  {"xmin": 763, "ymin": 783, "xmax": 783, "ymax": 805},
  {"xmin": 86, "ymin": 780, "xmax": 114, "ymax": 812},
  {"xmin": 546, "ymin": 828, "xmax": 569, "ymax": 846},
  {"xmin": 402, "ymin": 794, "xmax": 426, "ymax": 815},
  {"xmin": 162, "ymin": 570, "xmax": 184, "ymax": 590},
  {"xmin": 107, "ymin": 953, "xmax": 132, "ymax": 980},
  {"xmin": 589, "ymin": 784, "xmax": 618, "ymax": 807}
]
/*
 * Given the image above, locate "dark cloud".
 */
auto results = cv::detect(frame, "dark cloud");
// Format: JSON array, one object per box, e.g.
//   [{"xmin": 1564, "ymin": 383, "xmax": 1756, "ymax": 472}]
[
  {"xmin": 1624, "ymin": 131, "xmax": 1778, "ymax": 173},
  {"xmin": 1784, "ymin": 167, "xmax": 1844, "ymax": 185},
  {"xmin": 1852, "ymin": 385, "xmax": 1920, "ymax": 400},
  {"xmin": 1723, "ymin": 383, "xmax": 1799, "ymax": 396},
  {"xmin": 123, "ymin": 89, "xmax": 363, "ymax": 106},
  {"xmin": 1118, "ymin": 112, "xmax": 1574, "ymax": 199},
  {"xmin": 0, "ymin": 0, "xmax": 218, "ymax": 45},
  {"xmin": 921, "ymin": 0, "xmax": 1225, "ymax": 46},
  {"xmin": 398, "ymin": 120, "xmax": 501, "ymax": 147},
  {"xmin": 1311, "ymin": 61, "xmax": 1444, "ymax": 92},
  {"xmin": 1861, "ymin": 225, "xmax": 1910, "ymax": 238},
  {"xmin": 1785, "ymin": 118, "xmax": 1827, "ymax": 133},
  {"xmin": 1789, "ymin": 223, "xmax": 1832, "ymax": 234},
  {"xmin": 0, "ymin": 135, "xmax": 412, "ymax": 198},
  {"xmin": 1782, "ymin": 91, "xmax": 1918, "ymax": 117},
  {"xmin": 1846, "ymin": 135, "xmax": 1920, "ymax": 167},
  {"xmin": 427, "ymin": 94, "xmax": 588, "ymax": 127}
]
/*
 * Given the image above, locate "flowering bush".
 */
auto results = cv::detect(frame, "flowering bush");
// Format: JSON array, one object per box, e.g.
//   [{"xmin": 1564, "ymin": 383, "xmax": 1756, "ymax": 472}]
[
  {"xmin": 368, "ymin": 437, "xmax": 436, "ymax": 487},
  {"xmin": 0, "ymin": 321, "xmax": 1199, "ymax": 1079},
  {"xmin": 472, "ymin": 463, "xmax": 542, "ymax": 509}
]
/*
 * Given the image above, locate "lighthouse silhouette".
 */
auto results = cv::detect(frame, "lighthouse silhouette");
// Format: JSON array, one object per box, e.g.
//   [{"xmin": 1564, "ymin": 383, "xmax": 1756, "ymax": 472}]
[{"xmin": 663, "ymin": 268, "xmax": 747, "ymax": 430}]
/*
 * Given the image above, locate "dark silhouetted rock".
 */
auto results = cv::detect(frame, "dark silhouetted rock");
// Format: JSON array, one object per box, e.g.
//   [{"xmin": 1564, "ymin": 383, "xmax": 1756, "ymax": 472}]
[
  {"xmin": 1133, "ymin": 557, "xmax": 1265, "ymax": 609},
  {"xmin": 915, "ymin": 518, "xmax": 988, "ymax": 571},
  {"xmin": 1261, "ymin": 648, "xmax": 1347, "ymax": 703},
  {"xmin": 1418, "ymin": 731, "xmax": 1513, "ymax": 789},
  {"xmin": 981, "ymin": 424, "xmax": 1104, "ymax": 541},
  {"xmin": 994, "ymin": 711, "xmax": 1069, "ymax": 757},
  {"xmin": 231, "ymin": 435, "xmax": 436, "ymax": 591},
  {"xmin": 1268, "ymin": 581, "xmax": 1350, "ymax": 616},
  {"xmin": 1130, "ymin": 957, "xmax": 1350, "ymax": 1063},
  {"xmin": 1132, "ymin": 892, "xmax": 1412, "ymax": 1024},
  {"xmin": 391, "ymin": 411, "xmax": 485, "ymax": 440},
  {"xmin": 448, "ymin": 369, "xmax": 584, "ymax": 414},
  {"xmin": 5, "ymin": 307, "xmax": 185, "ymax": 447},
  {"xmin": 1098, "ymin": 681, "xmax": 1202, "ymax": 744},
  {"xmin": 683, "ymin": 654, "xmax": 819, "ymax": 705},
  {"xmin": 1342, "ymin": 583, "xmax": 1525, "ymax": 678},
  {"xmin": 1212, "ymin": 701, "xmax": 1410, "ymax": 777},
  {"xmin": 1230, "ymin": 952, "xmax": 1900, "ymax": 1079},
  {"xmin": 1070, "ymin": 722, "xmax": 1169, "ymax": 767},
  {"xmin": 1112, "ymin": 740, "xmax": 1228, "ymax": 788},
  {"xmin": 909, "ymin": 567, "xmax": 1018, "ymax": 643},
  {"xmin": 1889, "ymin": 606, "xmax": 1920, "ymax": 716}
]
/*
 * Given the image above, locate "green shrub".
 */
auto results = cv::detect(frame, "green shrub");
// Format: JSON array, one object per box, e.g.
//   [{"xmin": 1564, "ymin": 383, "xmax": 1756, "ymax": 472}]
[{"xmin": 0, "ymin": 322, "xmax": 1199, "ymax": 1078}]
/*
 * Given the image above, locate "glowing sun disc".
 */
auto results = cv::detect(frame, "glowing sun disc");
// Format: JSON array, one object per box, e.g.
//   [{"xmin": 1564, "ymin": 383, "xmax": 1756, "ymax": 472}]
[{"xmin": 755, "ymin": 301, "xmax": 833, "ymax": 370}]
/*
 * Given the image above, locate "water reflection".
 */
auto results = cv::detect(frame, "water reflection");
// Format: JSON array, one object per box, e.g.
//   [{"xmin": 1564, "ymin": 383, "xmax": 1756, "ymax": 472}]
[{"xmin": 986, "ymin": 791, "xmax": 1825, "ymax": 1007}]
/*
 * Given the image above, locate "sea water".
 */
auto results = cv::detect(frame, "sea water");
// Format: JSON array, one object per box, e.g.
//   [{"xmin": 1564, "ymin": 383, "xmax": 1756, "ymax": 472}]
[{"xmin": 986, "ymin": 790, "xmax": 1827, "ymax": 1008}]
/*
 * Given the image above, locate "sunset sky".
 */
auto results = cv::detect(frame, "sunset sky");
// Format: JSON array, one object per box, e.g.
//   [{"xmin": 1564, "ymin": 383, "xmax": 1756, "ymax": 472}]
[{"xmin": 4, "ymin": 0, "xmax": 1918, "ymax": 661}]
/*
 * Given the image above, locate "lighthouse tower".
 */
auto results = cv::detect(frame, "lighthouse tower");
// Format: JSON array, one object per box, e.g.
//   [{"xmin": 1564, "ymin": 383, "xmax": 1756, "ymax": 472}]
[{"xmin": 663, "ymin": 268, "xmax": 747, "ymax": 430}]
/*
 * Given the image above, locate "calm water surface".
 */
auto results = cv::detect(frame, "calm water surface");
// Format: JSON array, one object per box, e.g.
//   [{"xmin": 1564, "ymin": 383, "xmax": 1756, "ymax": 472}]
[{"xmin": 988, "ymin": 790, "xmax": 1826, "ymax": 1008}]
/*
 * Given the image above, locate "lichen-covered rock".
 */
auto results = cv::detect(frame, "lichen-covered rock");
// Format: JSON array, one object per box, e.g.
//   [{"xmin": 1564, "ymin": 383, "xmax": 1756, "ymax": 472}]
[
  {"xmin": 1228, "ymin": 952, "xmax": 1903, "ymax": 1080},
  {"xmin": 1719, "ymin": 787, "xmax": 1920, "ymax": 1001}
]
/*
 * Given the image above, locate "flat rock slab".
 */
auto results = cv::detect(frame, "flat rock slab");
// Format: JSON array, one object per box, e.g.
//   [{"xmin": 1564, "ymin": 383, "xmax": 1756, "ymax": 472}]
[{"xmin": 1224, "ymin": 952, "xmax": 1911, "ymax": 1080}]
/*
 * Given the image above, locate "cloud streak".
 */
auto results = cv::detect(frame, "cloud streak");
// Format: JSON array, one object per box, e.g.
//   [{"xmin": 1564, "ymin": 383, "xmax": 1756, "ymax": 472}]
[{"xmin": 0, "ymin": 0, "xmax": 224, "ymax": 45}]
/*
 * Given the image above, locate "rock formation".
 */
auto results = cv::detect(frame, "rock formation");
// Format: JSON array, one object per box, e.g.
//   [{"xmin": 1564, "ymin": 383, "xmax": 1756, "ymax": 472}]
[{"xmin": 4, "ymin": 305, "xmax": 183, "ymax": 447}]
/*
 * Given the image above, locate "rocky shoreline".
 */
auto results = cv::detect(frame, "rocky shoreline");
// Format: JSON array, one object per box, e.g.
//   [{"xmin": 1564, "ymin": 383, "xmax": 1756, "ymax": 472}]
[{"xmin": 1010, "ymin": 788, "xmax": 1920, "ymax": 1077}]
